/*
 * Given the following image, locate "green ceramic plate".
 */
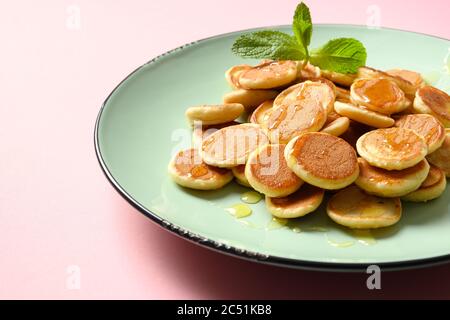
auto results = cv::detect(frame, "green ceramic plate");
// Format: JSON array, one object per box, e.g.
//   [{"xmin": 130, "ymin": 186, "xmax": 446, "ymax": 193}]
[{"xmin": 95, "ymin": 25, "xmax": 450, "ymax": 271}]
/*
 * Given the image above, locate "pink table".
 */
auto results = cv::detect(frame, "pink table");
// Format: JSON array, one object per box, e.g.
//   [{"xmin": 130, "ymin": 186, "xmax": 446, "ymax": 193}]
[{"xmin": 1, "ymin": 0, "xmax": 450, "ymax": 299}]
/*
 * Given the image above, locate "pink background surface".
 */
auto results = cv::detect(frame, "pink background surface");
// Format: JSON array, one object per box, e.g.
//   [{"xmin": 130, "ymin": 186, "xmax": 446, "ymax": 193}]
[{"xmin": 1, "ymin": 0, "xmax": 450, "ymax": 299}]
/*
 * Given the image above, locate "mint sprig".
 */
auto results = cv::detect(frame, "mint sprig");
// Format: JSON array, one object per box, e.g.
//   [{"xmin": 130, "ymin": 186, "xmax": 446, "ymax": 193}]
[
  {"xmin": 292, "ymin": 2, "xmax": 312, "ymax": 58},
  {"xmin": 231, "ymin": 2, "xmax": 367, "ymax": 74}
]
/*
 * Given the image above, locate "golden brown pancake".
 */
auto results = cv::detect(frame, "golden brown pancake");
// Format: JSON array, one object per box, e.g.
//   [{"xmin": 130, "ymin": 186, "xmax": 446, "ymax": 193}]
[
  {"xmin": 185, "ymin": 103, "xmax": 244, "ymax": 125},
  {"xmin": 402, "ymin": 164, "xmax": 447, "ymax": 202},
  {"xmin": 285, "ymin": 132, "xmax": 359, "ymax": 189},
  {"xmin": 239, "ymin": 60, "xmax": 297, "ymax": 89},
  {"xmin": 168, "ymin": 148, "xmax": 233, "ymax": 190},
  {"xmin": 202, "ymin": 123, "xmax": 270, "ymax": 167},
  {"xmin": 394, "ymin": 114, "xmax": 445, "ymax": 154},
  {"xmin": 421, "ymin": 164, "xmax": 443, "ymax": 188},
  {"xmin": 351, "ymin": 78, "xmax": 409, "ymax": 115},
  {"xmin": 274, "ymin": 81, "xmax": 335, "ymax": 114},
  {"xmin": 225, "ymin": 64, "xmax": 251, "ymax": 89},
  {"xmin": 321, "ymin": 69, "xmax": 356, "ymax": 87},
  {"xmin": 414, "ymin": 86, "xmax": 450, "ymax": 127},
  {"xmin": 223, "ymin": 89, "xmax": 278, "ymax": 112},
  {"xmin": 231, "ymin": 164, "xmax": 250, "ymax": 187},
  {"xmin": 192, "ymin": 121, "xmax": 240, "ymax": 147},
  {"xmin": 266, "ymin": 184, "xmax": 324, "ymax": 218},
  {"xmin": 321, "ymin": 116, "xmax": 350, "ymax": 137},
  {"xmin": 334, "ymin": 101, "xmax": 395, "ymax": 128},
  {"xmin": 327, "ymin": 185, "xmax": 402, "ymax": 229},
  {"xmin": 249, "ymin": 100, "xmax": 273, "ymax": 127},
  {"xmin": 357, "ymin": 66, "xmax": 418, "ymax": 97},
  {"xmin": 300, "ymin": 77, "xmax": 337, "ymax": 95},
  {"xmin": 427, "ymin": 129, "xmax": 450, "ymax": 177},
  {"xmin": 355, "ymin": 158, "xmax": 430, "ymax": 197},
  {"xmin": 386, "ymin": 69, "xmax": 424, "ymax": 91},
  {"xmin": 356, "ymin": 127, "xmax": 428, "ymax": 170},
  {"xmin": 267, "ymin": 99, "xmax": 326, "ymax": 144},
  {"xmin": 245, "ymin": 144, "xmax": 303, "ymax": 197},
  {"xmin": 357, "ymin": 66, "xmax": 387, "ymax": 79}
]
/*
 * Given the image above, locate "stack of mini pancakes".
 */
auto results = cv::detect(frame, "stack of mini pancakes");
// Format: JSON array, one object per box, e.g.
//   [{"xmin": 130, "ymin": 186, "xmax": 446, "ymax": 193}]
[{"xmin": 169, "ymin": 60, "xmax": 450, "ymax": 229}]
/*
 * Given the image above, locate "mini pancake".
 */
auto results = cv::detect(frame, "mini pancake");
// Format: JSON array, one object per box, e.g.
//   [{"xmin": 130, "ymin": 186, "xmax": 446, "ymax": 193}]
[
  {"xmin": 168, "ymin": 148, "xmax": 233, "ymax": 190},
  {"xmin": 327, "ymin": 185, "xmax": 402, "ymax": 229},
  {"xmin": 223, "ymin": 89, "xmax": 278, "ymax": 112},
  {"xmin": 355, "ymin": 157, "xmax": 430, "ymax": 197},
  {"xmin": 334, "ymin": 101, "xmax": 395, "ymax": 128},
  {"xmin": 273, "ymin": 83, "xmax": 297, "ymax": 109},
  {"xmin": 285, "ymin": 132, "xmax": 359, "ymax": 189},
  {"xmin": 357, "ymin": 66, "xmax": 418, "ymax": 97},
  {"xmin": 300, "ymin": 77, "xmax": 337, "ymax": 96},
  {"xmin": 356, "ymin": 127, "xmax": 428, "ymax": 170},
  {"xmin": 321, "ymin": 69, "xmax": 356, "ymax": 87},
  {"xmin": 274, "ymin": 81, "xmax": 335, "ymax": 114},
  {"xmin": 427, "ymin": 129, "xmax": 450, "ymax": 177},
  {"xmin": 402, "ymin": 165, "xmax": 447, "ymax": 202},
  {"xmin": 350, "ymin": 78, "xmax": 410, "ymax": 115},
  {"xmin": 186, "ymin": 103, "xmax": 244, "ymax": 125},
  {"xmin": 249, "ymin": 100, "xmax": 273, "ymax": 127},
  {"xmin": 357, "ymin": 66, "xmax": 386, "ymax": 80},
  {"xmin": 231, "ymin": 165, "xmax": 251, "ymax": 187},
  {"xmin": 386, "ymin": 69, "xmax": 424, "ymax": 86},
  {"xmin": 202, "ymin": 123, "xmax": 270, "ymax": 167},
  {"xmin": 321, "ymin": 116, "xmax": 350, "ymax": 136},
  {"xmin": 192, "ymin": 121, "xmax": 240, "ymax": 148},
  {"xmin": 225, "ymin": 64, "xmax": 251, "ymax": 89},
  {"xmin": 238, "ymin": 60, "xmax": 298, "ymax": 89},
  {"xmin": 296, "ymin": 61, "xmax": 321, "ymax": 80},
  {"xmin": 394, "ymin": 114, "xmax": 445, "ymax": 154},
  {"xmin": 245, "ymin": 144, "xmax": 303, "ymax": 197},
  {"xmin": 386, "ymin": 69, "xmax": 425, "ymax": 94},
  {"xmin": 266, "ymin": 184, "xmax": 324, "ymax": 218},
  {"xmin": 266, "ymin": 100, "xmax": 327, "ymax": 144},
  {"xmin": 414, "ymin": 86, "xmax": 450, "ymax": 127}
]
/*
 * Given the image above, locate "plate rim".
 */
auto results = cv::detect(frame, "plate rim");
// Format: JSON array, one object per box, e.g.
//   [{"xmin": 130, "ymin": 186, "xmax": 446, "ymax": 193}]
[{"xmin": 94, "ymin": 23, "xmax": 450, "ymax": 272}]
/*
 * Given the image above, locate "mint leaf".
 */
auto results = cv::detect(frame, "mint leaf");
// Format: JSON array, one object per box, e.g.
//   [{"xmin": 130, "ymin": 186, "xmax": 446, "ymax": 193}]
[
  {"xmin": 310, "ymin": 38, "xmax": 367, "ymax": 73},
  {"xmin": 231, "ymin": 30, "xmax": 306, "ymax": 61},
  {"xmin": 230, "ymin": 2, "xmax": 368, "ymax": 74},
  {"xmin": 292, "ymin": 2, "xmax": 312, "ymax": 55}
]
